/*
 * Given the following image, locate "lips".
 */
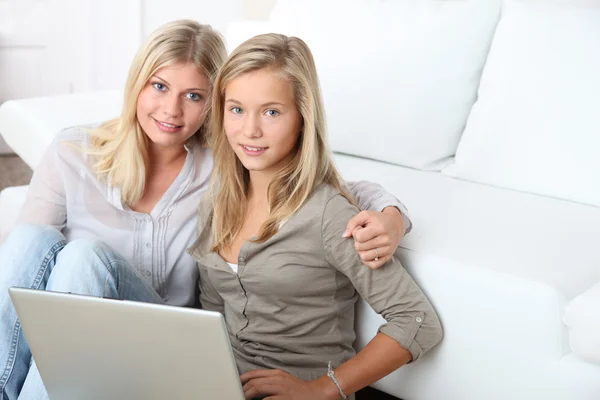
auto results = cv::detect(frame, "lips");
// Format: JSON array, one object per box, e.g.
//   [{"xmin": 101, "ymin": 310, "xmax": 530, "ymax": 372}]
[
  {"xmin": 153, "ymin": 118, "xmax": 183, "ymax": 133},
  {"xmin": 240, "ymin": 144, "xmax": 268, "ymax": 156}
]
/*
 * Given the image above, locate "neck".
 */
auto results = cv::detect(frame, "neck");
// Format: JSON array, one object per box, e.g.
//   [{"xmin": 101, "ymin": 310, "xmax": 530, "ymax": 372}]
[
  {"xmin": 248, "ymin": 170, "xmax": 275, "ymax": 207},
  {"xmin": 147, "ymin": 143, "xmax": 187, "ymax": 173}
]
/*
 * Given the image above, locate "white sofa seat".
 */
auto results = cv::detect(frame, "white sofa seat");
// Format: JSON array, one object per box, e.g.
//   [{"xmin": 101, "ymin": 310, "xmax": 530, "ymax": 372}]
[{"xmin": 335, "ymin": 154, "xmax": 598, "ymax": 399}]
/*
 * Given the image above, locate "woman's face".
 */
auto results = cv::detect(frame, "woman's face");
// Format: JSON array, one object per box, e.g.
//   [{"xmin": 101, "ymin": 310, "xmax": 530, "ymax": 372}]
[
  {"xmin": 223, "ymin": 68, "xmax": 302, "ymax": 178},
  {"xmin": 136, "ymin": 61, "xmax": 209, "ymax": 151}
]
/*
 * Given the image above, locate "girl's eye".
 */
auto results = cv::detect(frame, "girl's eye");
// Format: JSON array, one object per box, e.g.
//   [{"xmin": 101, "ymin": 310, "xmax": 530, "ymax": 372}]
[
  {"xmin": 187, "ymin": 92, "xmax": 202, "ymax": 102},
  {"xmin": 265, "ymin": 109, "xmax": 279, "ymax": 117},
  {"xmin": 231, "ymin": 107, "xmax": 243, "ymax": 114},
  {"xmin": 152, "ymin": 82, "xmax": 167, "ymax": 91}
]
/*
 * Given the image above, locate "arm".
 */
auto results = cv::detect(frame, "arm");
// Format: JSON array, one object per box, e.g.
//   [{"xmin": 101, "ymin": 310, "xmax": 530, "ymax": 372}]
[
  {"xmin": 15, "ymin": 136, "xmax": 67, "ymax": 230},
  {"xmin": 345, "ymin": 180, "xmax": 412, "ymax": 234},
  {"xmin": 317, "ymin": 194, "xmax": 442, "ymax": 398}
]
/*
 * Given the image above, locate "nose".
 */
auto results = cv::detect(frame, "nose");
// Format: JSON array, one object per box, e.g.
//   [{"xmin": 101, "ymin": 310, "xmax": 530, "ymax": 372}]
[
  {"xmin": 243, "ymin": 113, "xmax": 262, "ymax": 138},
  {"xmin": 162, "ymin": 93, "xmax": 183, "ymax": 118}
]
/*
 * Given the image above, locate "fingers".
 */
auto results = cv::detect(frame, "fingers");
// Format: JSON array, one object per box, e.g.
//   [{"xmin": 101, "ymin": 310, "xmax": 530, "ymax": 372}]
[
  {"xmin": 362, "ymin": 254, "xmax": 392, "ymax": 270},
  {"xmin": 241, "ymin": 369, "xmax": 281, "ymax": 384},
  {"xmin": 357, "ymin": 245, "xmax": 392, "ymax": 262},
  {"xmin": 354, "ymin": 235, "xmax": 390, "ymax": 252},
  {"xmin": 242, "ymin": 371, "xmax": 290, "ymax": 400},
  {"xmin": 343, "ymin": 210, "xmax": 371, "ymax": 238},
  {"xmin": 243, "ymin": 378, "xmax": 282, "ymax": 400},
  {"xmin": 352, "ymin": 223, "xmax": 382, "ymax": 243}
]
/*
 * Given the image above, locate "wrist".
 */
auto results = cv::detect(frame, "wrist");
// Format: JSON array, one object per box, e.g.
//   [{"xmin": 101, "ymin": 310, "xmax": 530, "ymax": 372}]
[
  {"xmin": 382, "ymin": 206, "xmax": 406, "ymax": 237},
  {"xmin": 313, "ymin": 375, "xmax": 342, "ymax": 400},
  {"xmin": 382, "ymin": 205, "xmax": 401, "ymax": 216}
]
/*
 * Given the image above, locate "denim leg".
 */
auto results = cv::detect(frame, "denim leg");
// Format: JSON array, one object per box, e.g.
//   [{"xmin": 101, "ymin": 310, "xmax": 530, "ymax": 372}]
[
  {"xmin": 0, "ymin": 225, "xmax": 66, "ymax": 400},
  {"xmin": 17, "ymin": 238, "xmax": 164, "ymax": 400}
]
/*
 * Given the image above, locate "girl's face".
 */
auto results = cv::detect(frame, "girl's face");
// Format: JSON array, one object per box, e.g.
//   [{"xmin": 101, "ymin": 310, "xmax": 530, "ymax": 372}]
[
  {"xmin": 223, "ymin": 68, "xmax": 302, "ymax": 178},
  {"xmin": 136, "ymin": 62, "xmax": 209, "ymax": 151}
]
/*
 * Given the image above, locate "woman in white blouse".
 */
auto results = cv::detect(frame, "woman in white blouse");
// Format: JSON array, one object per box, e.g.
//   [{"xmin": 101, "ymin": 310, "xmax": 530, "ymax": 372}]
[{"xmin": 0, "ymin": 20, "xmax": 410, "ymax": 400}]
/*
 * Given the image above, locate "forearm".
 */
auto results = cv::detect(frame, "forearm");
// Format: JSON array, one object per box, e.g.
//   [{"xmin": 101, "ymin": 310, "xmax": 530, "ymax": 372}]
[{"xmin": 314, "ymin": 333, "xmax": 412, "ymax": 399}]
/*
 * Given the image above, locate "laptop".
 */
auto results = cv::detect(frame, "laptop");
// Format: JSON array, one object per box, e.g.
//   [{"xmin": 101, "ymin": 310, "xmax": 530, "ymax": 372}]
[{"xmin": 8, "ymin": 287, "xmax": 245, "ymax": 400}]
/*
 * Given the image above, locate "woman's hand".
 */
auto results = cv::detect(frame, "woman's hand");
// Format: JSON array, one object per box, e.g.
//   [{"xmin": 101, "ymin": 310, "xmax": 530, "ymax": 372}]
[
  {"xmin": 241, "ymin": 369, "xmax": 338, "ymax": 400},
  {"xmin": 343, "ymin": 206, "xmax": 406, "ymax": 269}
]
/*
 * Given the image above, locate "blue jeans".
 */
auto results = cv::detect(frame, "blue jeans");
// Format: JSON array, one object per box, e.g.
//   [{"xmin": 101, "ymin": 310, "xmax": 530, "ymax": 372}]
[{"xmin": 0, "ymin": 224, "xmax": 164, "ymax": 400}]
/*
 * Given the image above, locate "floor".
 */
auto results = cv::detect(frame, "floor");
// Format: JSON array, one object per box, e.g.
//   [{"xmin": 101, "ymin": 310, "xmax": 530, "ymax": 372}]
[
  {"xmin": 0, "ymin": 155, "xmax": 32, "ymax": 190},
  {"xmin": 356, "ymin": 387, "xmax": 401, "ymax": 399}
]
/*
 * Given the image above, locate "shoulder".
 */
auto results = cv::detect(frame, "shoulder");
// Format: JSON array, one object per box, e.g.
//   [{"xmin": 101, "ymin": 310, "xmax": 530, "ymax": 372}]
[
  {"xmin": 51, "ymin": 125, "xmax": 98, "ymax": 155},
  {"xmin": 297, "ymin": 184, "xmax": 359, "ymax": 225}
]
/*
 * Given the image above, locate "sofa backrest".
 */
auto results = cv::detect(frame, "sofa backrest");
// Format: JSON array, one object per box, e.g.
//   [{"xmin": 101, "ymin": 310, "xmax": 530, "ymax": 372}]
[
  {"xmin": 444, "ymin": 0, "xmax": 600, "ymax": 207},
  {"xmin": 267, "ymin": 0, "xmax": 503, "ymax": 171}
]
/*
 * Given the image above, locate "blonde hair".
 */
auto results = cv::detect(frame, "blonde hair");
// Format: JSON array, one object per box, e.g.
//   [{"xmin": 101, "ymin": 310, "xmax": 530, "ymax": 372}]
[
  {"xmin": 210, "ymin": 33, "xmax": 354, "ymax": 252},
  {"xmin": 89, "ymin": 20, "xmax": 226, "ymax": 206}
]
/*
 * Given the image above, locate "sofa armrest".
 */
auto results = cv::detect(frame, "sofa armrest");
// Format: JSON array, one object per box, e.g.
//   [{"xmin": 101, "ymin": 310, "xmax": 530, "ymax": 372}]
[
  {"xmin": 0, "ymin": 91, "xmax": 122, "ymax": 169},
  {"xmin": 0, "ymin": 185, "xmax": 29, "ymax": 243},
  {"xmin": 565, "ymin": 282, "xmax": 600, "ymax": 365}
]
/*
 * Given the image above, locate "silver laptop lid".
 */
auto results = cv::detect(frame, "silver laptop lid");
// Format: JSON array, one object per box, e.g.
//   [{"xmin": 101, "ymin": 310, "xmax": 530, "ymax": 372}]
[{"xmin": 9, "ymin": 287, "xmax": 244, "ymax": 400}]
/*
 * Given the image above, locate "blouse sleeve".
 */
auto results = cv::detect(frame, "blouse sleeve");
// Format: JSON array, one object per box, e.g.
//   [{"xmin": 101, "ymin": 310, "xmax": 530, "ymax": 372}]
[
  {"xmin": 16, "ymin": 136, "xmax": 67, "ymax": 231},
  {"xmin": 321, "ymin": 193, "xmax": 442, "ymax": 361}
]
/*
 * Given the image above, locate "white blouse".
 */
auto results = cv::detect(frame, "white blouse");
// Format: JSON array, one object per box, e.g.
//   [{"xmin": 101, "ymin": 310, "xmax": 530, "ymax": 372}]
[{"xmin": 16, "ymin": 127, "xmax": 410, "ymax": 307}]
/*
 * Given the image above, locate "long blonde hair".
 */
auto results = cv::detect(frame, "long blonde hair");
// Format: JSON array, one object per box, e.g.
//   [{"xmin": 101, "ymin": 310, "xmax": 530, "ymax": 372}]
[
  {"xmin": 89, "ymin": 20, "xmax": 226, "ymax": 206},
  {"xmin": 210, "ymin": 33, "xmax": 354, "ymax": 252}
]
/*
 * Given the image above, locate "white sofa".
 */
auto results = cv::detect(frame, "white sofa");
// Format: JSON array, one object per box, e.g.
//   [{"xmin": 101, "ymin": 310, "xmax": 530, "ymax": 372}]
[{"xmin": 1, "ymin": 0, "xmax": 599, "ymax": 399}]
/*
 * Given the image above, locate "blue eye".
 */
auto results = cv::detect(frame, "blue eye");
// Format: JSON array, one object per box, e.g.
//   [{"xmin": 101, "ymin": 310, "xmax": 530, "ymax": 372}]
[
  {"xmin": 265, "ymin": 109, "xmax": 279, "ymax": 117},
  {"xmin": 187, "ymin": 92, "xmax": 202, "ymax": 102},
  {"xmin": 231, "ymin": 107, "xmax": 243, "ymax": 114},
  {"xmin": 152, "ymin": 82, "xmax": 167, "ymax": 91}
]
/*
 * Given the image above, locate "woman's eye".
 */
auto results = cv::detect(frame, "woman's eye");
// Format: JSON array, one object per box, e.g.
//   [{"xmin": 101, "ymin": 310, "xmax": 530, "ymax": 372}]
[
  {"xmin": 187, "ymin": 92, "xmax": 202, "ymax": 101},
  {"xmin": 265, "ymin": 109, "xmax": 279, "ymax": 117},
  {"xmin": 231, "ymin": 107, "xmax": 243, "ymax": 114},
  {"xmin": 152, "ymin": 83, "xmax": 167, "ymax": 91}
]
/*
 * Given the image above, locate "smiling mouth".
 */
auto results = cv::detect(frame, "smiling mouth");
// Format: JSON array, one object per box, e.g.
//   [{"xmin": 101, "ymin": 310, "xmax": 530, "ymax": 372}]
[
  {"xmin": 241, "ymin": 145, "xmax": 267, "ymax": 152},
  {"xmin": 153, "ymin": 118, "xmax": 183, "ymax": 129}
]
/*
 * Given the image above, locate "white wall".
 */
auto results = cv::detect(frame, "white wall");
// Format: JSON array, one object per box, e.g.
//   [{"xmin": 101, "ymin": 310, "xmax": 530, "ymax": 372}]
[{"xmin": 0, "ymin": 0, "xmax": 276, "ymax": 153}]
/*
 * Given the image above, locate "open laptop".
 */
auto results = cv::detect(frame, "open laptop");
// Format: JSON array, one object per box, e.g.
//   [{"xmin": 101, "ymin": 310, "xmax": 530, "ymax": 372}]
[{"xmin": 8, "ymin": 287, "xmax": 245, "ymax": 400}]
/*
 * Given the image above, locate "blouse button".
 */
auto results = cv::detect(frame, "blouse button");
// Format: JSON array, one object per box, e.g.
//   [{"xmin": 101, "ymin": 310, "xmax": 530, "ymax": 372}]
[{"xmin": 416, "ymin": 317, "xmax": 423, "ymax": 323}]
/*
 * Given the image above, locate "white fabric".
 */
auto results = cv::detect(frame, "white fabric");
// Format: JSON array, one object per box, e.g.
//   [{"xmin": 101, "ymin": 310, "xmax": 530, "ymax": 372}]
[
  {"xmin": 564, "ymin": 282, "xmax": 600, "ymax": 364},
  {"xmin": 334, "ymin": 154, "xmax": 600, "ymax": 302},
  {"xmin": 356, "ymin": 249, "xmax": 565, "ymax": 400},
  {"xmin": 559, "ymin": 354, "xmax": 600, "ymax": 400},
  {"xmin": 227, "ymin": 262, "xmax": 239, "ymax": 273},
  {"xmin": 0, "ymin": 185, "xmax": 29, "ymax": 243},
  {"xmin": 252, "ymin": 0, "xmax": 501, "ymax": 170},
  {"xmin": 0, "ymin": 91, "xmax": 122, "ymax": 169},
  {"xmin": 446, "ymin": 0, "xmax": 600, "ymax": 206}
]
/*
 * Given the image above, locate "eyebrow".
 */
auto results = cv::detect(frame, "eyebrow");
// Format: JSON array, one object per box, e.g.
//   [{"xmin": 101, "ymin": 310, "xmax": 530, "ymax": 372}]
[
  {"xmin": 225, "ymin": 99, "xmax": 286, "ymax": 107},
  {"xmin": 152, "ymin": 75, "xmax": 208, "ymax": 93}
]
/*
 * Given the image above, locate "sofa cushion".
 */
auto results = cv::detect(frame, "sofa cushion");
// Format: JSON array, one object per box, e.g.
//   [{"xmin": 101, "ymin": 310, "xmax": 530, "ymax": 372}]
[
  {"xmin": 564, "ymin": 282, "xmax": 600, "ymax": 364},
  {"xmin": 0, "ymin": 91, "xmax": 122, "ymax": 169},
  {"xmin": 334, "ymin": 153, "xmax": 600, "ymax": 301},
  {"xmin": 267, "ymin": 0, "xmax": 501, "ymax": 170},
  {"xmin": 445, "ymin": 0, "xmax": 600, "ymax": 206}
]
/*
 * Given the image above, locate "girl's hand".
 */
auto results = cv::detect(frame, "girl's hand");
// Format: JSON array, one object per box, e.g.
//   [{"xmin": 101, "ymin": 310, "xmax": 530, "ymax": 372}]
[
  {"xmin": 241, "ymin": 369, "xmax": 338, "ymax": 400},
  {"xmin": 343, "ymin": 207, "xmax": 406, "ymax": 269}
]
